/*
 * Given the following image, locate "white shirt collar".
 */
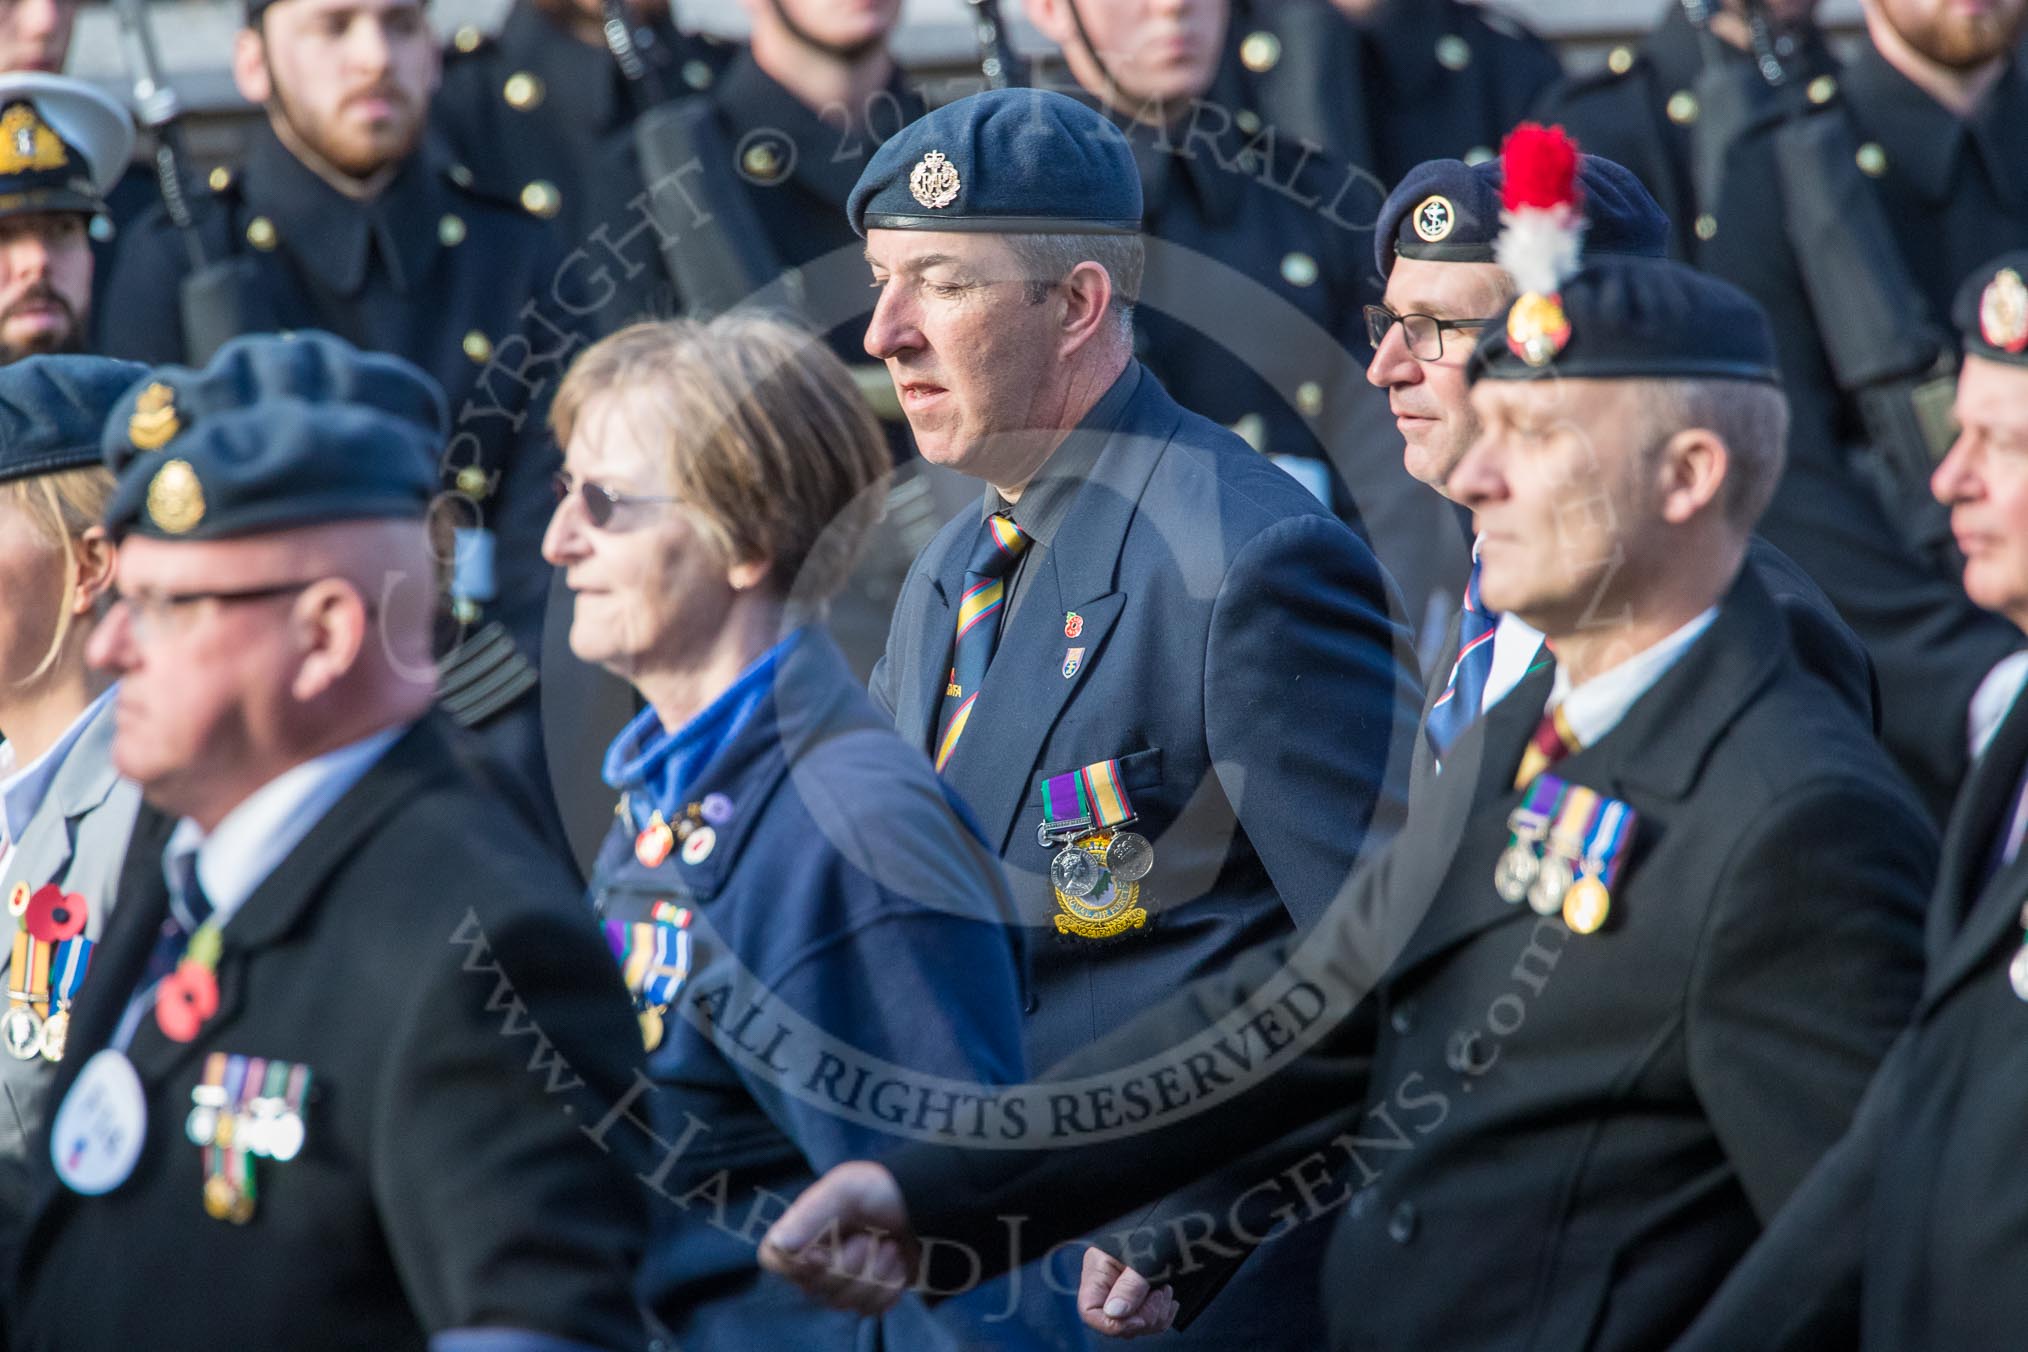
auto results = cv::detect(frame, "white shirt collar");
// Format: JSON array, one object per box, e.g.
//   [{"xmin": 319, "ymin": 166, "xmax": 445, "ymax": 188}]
[
  {"xmin": 0, "ymin": 684, "xmax": 119, "ymax": 853},
  {"xmin": 163, "ymin": 724, "xmax": 407, "ymax": 930},
  {"xmin": 1547, "ymin": 608, "xmax": 1721, "ymax": 749}
]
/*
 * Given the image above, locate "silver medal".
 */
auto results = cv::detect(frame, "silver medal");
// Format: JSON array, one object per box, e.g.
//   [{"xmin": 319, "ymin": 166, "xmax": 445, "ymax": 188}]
[
  {"xmin": 268, "ymin": 1112, "xmax": 306, "ymax": 1163},
  {"xmin": 1052, "ymin": 845, "xmax": 1103, "ymax": 898},
  {"xmin": 1528, "ymin": 854, "xmax": 1574, "ymax": 916},
  {"xmin": 1104, "ymin": 832, "xmax": 1154, "ymax": 883},
  {"xmin": 2010, "ymin": 945, "xmax": 2028, "ymax": 1002},
  {"xmin": 2, "ymin": 1005, "xmax": 44, "ymax": 1061},
  {"xmin": 1493, "ymin": 842, "xmax": 1540, "ymax": 904},
  {"xmin": 186, "ymin": 1104, "xmax": 219, "ymax": 1148}
]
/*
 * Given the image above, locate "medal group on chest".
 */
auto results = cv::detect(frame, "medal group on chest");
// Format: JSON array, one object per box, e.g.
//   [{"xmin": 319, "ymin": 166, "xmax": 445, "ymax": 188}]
[
  {"xmin": 6, "ymin": 880, "xmax": 94, "ymax": 1063},
  {"xmin": 1494, "ymin": 775, "xmax": 1637, "ymax": 935},
  {"xmin": 1039, "ymin": 759, "xmax": 1155, "ymax": 941}
]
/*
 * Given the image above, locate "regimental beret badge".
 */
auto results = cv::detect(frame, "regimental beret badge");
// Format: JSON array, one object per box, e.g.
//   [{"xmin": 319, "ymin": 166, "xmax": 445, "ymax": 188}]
[
  {"xmin": 146, "ymin": 459, "xmax": 205, "ymax": 534},
  {"xmin": 909, "ymin": 150, "xmax": 961, "ymax": 210},
  {"xmin": 0, "ymin": 102, "xmax": 68, "ymax": 176},
  {"xmin": 128, "ymin": 382, "xmax": 181, "ymax": 452},
  {"xmin": 1413, "ymin": 194, "xmax": 1455, "ymax": 243},
  {"xmin": 1981, "ymin": 267, "xmax": 2028, "ymax": 355},
  {"xmin": 1506, "ymin": 291, "xmax": 1571, "ymax": 367}
]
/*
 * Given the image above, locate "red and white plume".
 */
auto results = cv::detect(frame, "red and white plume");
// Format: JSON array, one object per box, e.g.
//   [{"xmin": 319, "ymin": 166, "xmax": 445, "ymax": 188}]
[{"xmin": 1495, "ymin": 123, "xmax": 1586, "ymax": 297}]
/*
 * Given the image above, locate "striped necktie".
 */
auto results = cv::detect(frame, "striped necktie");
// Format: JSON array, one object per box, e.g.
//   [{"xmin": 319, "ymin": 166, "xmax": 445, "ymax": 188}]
[
  {"xmin": 1426, "ymin": 559, "xmax": 1499, "ymax": 758},
  {"xmin": 1514, "ymin": 703, "xmax": 1582, "ymax": 790},
  {"xmin": 934, "ymin": 512, "xmax": 1032, "ymax": 772}
]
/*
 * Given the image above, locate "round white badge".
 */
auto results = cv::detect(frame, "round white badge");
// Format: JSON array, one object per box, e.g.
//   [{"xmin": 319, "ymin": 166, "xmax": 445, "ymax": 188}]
[
  {"xmin": 681, "ymin": 825, "xmax": 716, "ymax": 866},
  {"xmin": 51, "ymin": 1049, "xmax": 149, "ymax": 1195}
]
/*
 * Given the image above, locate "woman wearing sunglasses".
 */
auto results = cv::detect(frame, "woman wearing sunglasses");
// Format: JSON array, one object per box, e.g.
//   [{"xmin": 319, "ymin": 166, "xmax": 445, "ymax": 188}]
[
  {"xmin": 542, "ymin": 313, "xmax": 1055, "ymax": 1348},
  {"xmin": 0, "ymin": 356, "xmax": 150, "ymax": 1273}
]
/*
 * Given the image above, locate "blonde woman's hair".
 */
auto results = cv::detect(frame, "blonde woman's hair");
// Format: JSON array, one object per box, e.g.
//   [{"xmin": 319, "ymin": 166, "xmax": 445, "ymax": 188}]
[
  {"xmin": 550, "ymin": 312, "xmax": 891, "ymax": 607},
  {"xmin": 0, "ymin": 465, "xmax": 116, "ymax": 685}
]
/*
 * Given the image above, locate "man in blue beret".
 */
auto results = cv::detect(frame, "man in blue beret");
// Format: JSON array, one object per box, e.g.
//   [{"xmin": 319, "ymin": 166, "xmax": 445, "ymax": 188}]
[
  {"xmin": 1680, "ymin": 252, "xmax": 2028, "ymax": 1351},
  {"xmin": 9, "ymin": 331, "xmax": 654, "ymax": 1352},
  {"xmin": 1361, "ymin": 139, "xmax": 1875, "ymax": 797},
  {"xmin": 760, "ymin": 251, "xmax": 1933, "ymax": 1350},
  {"xmin": 845, "ymin": 85, "xmax": 1422, "ymax": 1346},
  {"xmin": 0, "ymin": 73, "xmax": 133, "ymax": 367}
]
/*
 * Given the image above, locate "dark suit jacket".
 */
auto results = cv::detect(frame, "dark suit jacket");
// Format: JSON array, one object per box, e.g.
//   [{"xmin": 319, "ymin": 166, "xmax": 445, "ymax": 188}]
[
  {"xmin": 9, "ymin": 718, "xmax": 651, "ymax": 1351},
  {"xmin": 1679, "ymin": 675, "xmax": 2028, "ymax": 1351},
  {"xmin": 888, "ymin": 567, "xmax": 1933, "ymax": 1351},
  {"xmin": 1409, "ymin": 535, "xmax": 1881, "ymax": 802},
  {"xmin": 1697, "ymin": 43, "xmax": 2028, "ymax": 819},
  {"xmin": 870, "ymin": 362, "xmax": 1423, "ymax": 1346}
]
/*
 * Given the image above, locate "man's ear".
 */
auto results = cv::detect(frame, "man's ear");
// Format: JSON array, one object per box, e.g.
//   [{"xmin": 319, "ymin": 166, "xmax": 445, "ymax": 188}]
[
  {"xmin": 289, "ymin": 579, "xmax": 370, "ymax": 702},
  {"xmin": 1056, "ymin": 260, "xmax": 1116, "ymax": 361},
  {"xmin": 1655, "ymin": 427, "xmax": 1731, "ymax": 526},
  {"xmin": 232, "ymin": 25, "xmax": 273, "ymax": 105}
]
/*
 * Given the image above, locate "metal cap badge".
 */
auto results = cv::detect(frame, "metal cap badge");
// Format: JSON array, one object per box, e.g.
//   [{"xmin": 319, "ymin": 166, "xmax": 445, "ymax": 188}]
[
  {"xmin": 909, "ymin": 150, "xmax": 960, "ymax": 210},
  {"xmin": 146, "ymin": 459, "xmax": 205, "ymax": 534},
  {"xmin": 1981, "ymin": 267, "xmax": 2028, "ymax": 355},
  {"xmin": 127, "ymin": 381, "xmax": 180, "ymax": 451}
]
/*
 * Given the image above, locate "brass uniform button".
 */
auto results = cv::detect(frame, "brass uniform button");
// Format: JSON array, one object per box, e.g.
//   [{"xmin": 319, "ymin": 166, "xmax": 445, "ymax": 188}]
[
  {"xmin": 742, "ymin": 143, "xmax": 782, "ymax": 181},
  {"xmin": 463, "ymin": 330, "xmax": 493, "ymax": 364},
  {"xmin": 682, "ymin": 59, "xmax": 715, "ymax": 90},
  {"xmin": 438, "ymin": 213, "xmax": 466, "ymax": 247},
  {"xmin": 1666, "ymin": 90, "xmax": 1699, "ymax": 125},
  {"xmin": 455, "ymin": 465, "xmax": 491, "ymax": 497},
  {"xmin": 520, "ymin": 180, "xmax": 561, "ymax": 218},
  {"xmin": 451, "ymin": 597, "xmax": 482, "ymax": 626},
  {"xmin": 1607, "ymin": 45, "xmax": 1634, "ymax": 75},
  {"xmin": 1235, "ymin": 109, "xmax": 1262, "ymax": 136},
  {"xmin": 1239, "ymin": 31, "xmax": 1281, "ymax": 73},
  {"xmin": 207, "ymin": 165, "xmax": 232, "ymax": 192},
  {"xmin": 452, "ymin": 24, "xmax": 481, "ymax": 53},
  {"xmin": 1694, "ymin": 213, "xmax": 1718, "ymax": 241},
  {"xmin": 448, "ymin": 162, "xmax": 474, "ymax": 189},
  {"xmin": 1296, "ymin": 381, "xmax": 1324, "ymax": 417},
  {"xmin": 503, "ymin": 71, "xmax": 544, "ymax": 112},
  {"xmin": 1435, "ymin": 35, "xmax": 1471, "ymax": 72},
  {"xmin": 1856, "ymin": 142, "xmax": 1888, "ymax": 177},
  {"xmin": 1807, "ymin": 74, "xmax": 1837, "ymax": 105},
  {"xmin": 1280, "ymin": 252, "xmax": 1318, "ymax": 288},
  {"xmin": 245, "ymin": 216, "xmax": 278, "ymax": 250}
]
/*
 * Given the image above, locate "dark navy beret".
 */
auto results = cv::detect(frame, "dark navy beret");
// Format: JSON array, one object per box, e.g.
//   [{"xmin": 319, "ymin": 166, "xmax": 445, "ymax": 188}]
[
  {"xmin": 0, "ymin": 355, "xmax": 148, "ymax": 487},
  {"xmin": 1955, "ymin": 251, "xmax": 2028, "ymax": 368},
  {"xmin": 847, "ymin": 88, "xmax": 1141, "ymax": 237},
  {"xmin": 102, "ymin": 331, "xmax": 447, "ymax": 541},
  {"xmin": 1467, "ymin": 257, "xmax": 1779, "ymax": 386},
  {"xmin": 1375, "ymin": 153, "xmax": 1668, "ymax": 276}
]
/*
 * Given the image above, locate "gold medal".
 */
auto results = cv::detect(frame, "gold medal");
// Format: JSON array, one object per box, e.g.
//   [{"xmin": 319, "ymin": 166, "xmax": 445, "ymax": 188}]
[
  {"xmin": 202, "ymin": 1173, "xmax": 239, "ymax": 1221},
  {"xmin": 639, "ymin": 1005, "xmax": 666, "ymax": 1051},
  {"xmin": 228, "ymin": 1191, "xmax": 257, "ymax": 1225},
  {"xmin": 1563, "ymin": 877, "xmax": 1611, "ymax": 934},
  {"xmin": 213, "ymin": 1112, "xmax": 236, "ymax": 1150}
]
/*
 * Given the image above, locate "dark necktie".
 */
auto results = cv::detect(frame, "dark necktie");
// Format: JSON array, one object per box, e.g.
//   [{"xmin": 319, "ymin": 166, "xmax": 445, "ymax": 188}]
[
  {"xmin": 1427, "ymin": 559, "xmax": 1499, "ymax": 759},
  {"xmin": 934, "ymin": 512, "xmax": 1032, "ymax": 772}
]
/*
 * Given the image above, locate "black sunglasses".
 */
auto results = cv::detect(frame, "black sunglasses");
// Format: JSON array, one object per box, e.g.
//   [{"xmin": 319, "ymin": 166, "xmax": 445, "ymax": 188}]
[{"xmin": 551, "ymin": 471, "xmax": 680, "ymax": 528}]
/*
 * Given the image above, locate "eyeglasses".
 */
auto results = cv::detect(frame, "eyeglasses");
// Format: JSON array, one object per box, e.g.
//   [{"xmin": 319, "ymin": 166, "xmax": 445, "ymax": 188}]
[
  {"xmin": 1364, "ymin": 304, "xmax": 1499, "ymax": 361},
  {"xmin": 106, "ymin": 580, "xmax": 315, "ymax": 646},
  {"xmin": 552, "ymin": 471, "xmax": 681, "ymax": 528}
]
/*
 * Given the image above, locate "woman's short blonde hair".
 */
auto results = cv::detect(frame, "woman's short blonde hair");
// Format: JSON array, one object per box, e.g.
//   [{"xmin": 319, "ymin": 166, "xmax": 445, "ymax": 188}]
[
  {"xmin": 550, "ymin": 313, "xmax": 891, "ymax": 606},
  {"xmin": 0, "ymin": 465, "xmax": 116, "ymax": 685}
]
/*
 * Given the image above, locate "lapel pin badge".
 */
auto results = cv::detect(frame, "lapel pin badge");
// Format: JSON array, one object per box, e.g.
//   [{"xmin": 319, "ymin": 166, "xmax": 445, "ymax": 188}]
[{"xmin": 1062, "ymin": 646, "xmax": 1085, "ymax": 679}]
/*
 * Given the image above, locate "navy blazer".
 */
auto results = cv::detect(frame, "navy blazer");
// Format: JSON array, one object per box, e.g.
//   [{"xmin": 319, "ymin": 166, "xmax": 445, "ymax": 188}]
[{"xmin": 870, "ymin": 363, "xmax": 1422, "ymax": 1347}]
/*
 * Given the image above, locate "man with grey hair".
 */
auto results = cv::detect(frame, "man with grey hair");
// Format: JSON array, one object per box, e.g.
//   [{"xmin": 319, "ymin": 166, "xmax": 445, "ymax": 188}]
[{"xmin": 848, "ymin": 86, "xmax": 1422, "ymax": 1345}]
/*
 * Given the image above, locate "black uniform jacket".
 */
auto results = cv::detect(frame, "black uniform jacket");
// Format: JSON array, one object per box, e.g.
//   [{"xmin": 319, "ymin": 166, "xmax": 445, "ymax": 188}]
[
  {"xmin": 99, "ymin": 125, "xmax": 580, "ymax": 675},
  {"xmin": 886, "ymin": 567, "xmax": 1933, "ymax": 1351},
  {"xmin": 1680, "ymin": 680, "xmax": 2028, "ymax": 1351},
  {"xmin": 1698, "ymin": 43, "xmax": 2028, "ymax": 818},
  {"xmin": 8, "ymin": 718, "xmax": 651, "ymax": 1351},
  {"xmin": 1533, "ymin": 0, "xmax": 1839, "ymax": 264}
]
